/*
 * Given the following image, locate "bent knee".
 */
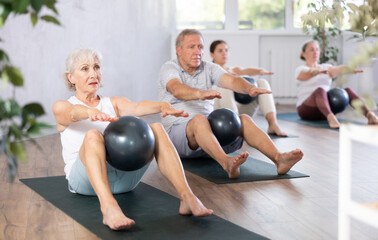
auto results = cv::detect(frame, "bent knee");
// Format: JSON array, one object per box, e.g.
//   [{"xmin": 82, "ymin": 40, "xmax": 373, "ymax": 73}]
[
  {"xmin": 84, "ymin": 129, "xmax": 104, "ymax": 143},
  {"xmin": 256, "ymin": 78, "xmax": 271, "ymax": 90},
  {"xmin": 239, "ymin": 114, "xmax": 256, "ymax": 125},
  {"xmin": 314, "ymin": 87, "xmax": 327, "ymax": 94},
  {"xmin": 187, "ymin": 114, "xmax": 209, "ymax": 134},
  {"xmin": 149, "ymin": 122, "xmax": 166, "ymax": 134},
  {"xmin": 192, "ymin": 114, "xmax": 208, "ymax": 124}
]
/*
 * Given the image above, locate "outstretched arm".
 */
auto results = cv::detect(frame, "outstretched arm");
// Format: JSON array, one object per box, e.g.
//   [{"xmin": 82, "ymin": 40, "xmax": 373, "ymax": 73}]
[
  {"xmin": 232, "ymin": 67, "xmax": 274, "ymax": 76},
  {"xmin": 52, "ymin": 101, "xmax": 117, "ymax": 132},
  {"xmin": 218, "ymin": 73, "xmax": 272, "ymax": 97},
  {"xmin": 328, "ymin": 65, "xmax": 363, "ymax": 78},
  {"xmin": 297, "ymin": 68, "xmax": 329, "ymax": 81},
  {"xmin": 112, "ymin": 97, "xmax": 189, "ymax": 118},
  {"xmin": 166, "ymin": 78, "xmax": 221, "ymax": 101}
]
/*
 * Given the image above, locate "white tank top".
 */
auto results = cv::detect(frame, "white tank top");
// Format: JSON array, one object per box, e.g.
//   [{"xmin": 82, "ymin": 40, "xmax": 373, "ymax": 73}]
[{"xmin": 60, "ymin": 96, "xmax": 117, "ymax": 179}]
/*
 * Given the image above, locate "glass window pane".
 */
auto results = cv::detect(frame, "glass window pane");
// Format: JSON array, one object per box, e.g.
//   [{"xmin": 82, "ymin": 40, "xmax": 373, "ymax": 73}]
[
  {"xmin": 176, "ymin": 0, "xmax": 225, "ymax": 30},
  {"xmin": 238, "ymin": 0, "xmax": 285, "ymax": 30}
]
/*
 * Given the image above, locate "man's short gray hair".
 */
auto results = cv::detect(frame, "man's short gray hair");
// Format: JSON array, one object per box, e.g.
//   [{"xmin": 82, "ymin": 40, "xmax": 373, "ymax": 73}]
[{"xmin": 175, "ymin": 29, "xmax": 203, "ymax": 48}]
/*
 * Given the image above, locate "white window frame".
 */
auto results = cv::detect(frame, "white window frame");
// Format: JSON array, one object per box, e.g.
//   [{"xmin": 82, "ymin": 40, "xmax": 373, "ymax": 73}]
[{"xmin": 215, "ymin": 0, "xmax": 301, "ymax": 33}]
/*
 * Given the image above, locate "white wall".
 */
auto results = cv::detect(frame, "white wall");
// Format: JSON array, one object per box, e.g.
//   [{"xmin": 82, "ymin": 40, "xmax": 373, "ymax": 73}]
[
  {"xmin": 2, "ymin": 0, "xmax": 376, "ymax": 124},
  {"xmin": 0, "ymin": 0, "xmax": 175, "ymax": 123}
]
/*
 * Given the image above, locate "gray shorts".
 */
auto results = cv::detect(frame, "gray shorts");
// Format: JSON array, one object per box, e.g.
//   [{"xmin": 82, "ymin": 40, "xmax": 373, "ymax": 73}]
[
  {"xmin": 168, "ymin": 120, "xmax": 243, "ymax": 158},
  {"xmin": 68, "ymin": 155, "xmax": 150, "ymax": 196}
]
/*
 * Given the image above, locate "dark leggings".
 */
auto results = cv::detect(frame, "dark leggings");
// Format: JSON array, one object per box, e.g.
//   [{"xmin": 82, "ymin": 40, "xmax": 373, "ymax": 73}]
[{"xmin": 297, "ymin": 87, "xmax": 369, "ymax": 120}]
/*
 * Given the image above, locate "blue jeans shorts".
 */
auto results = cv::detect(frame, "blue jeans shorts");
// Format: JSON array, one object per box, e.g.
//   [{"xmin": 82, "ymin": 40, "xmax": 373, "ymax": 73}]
[{"xmin": 68, "ymin": 155, "xmax": 151, "ymax": 196}]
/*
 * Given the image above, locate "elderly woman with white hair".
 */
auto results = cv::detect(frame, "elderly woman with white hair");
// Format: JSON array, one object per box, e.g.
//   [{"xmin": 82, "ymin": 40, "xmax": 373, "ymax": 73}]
[{"xmin": 53, "ymin": 48, "xmax": 213, "ymax": 231}]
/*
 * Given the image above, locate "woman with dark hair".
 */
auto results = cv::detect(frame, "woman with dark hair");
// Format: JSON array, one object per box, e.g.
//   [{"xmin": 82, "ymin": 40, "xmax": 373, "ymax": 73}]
[
  {"xmin": 210, "ymin": 40, "xmax": 287, "ymax": 136},
  {"xmin": 295, "ymin": 40, "xmax": 377, "ymax": 128}
]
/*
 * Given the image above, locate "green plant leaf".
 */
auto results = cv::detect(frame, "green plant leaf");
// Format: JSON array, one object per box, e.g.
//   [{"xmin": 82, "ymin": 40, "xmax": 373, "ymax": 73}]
[
  {"xmin": 40, "ymin": 14, "xmax": 60, "ymax": 25},
  {"xmin": 22, "ymin": 102, "xmax": 45, "ymax": 117},
  {"xmin": 45, "ymin": 0, "xmax": 58, "ymax": 14},
  {"xmin": 12, "ymin": 0, "xmax": 30, "ymax": 14},
  {"xmin": 30, "ymin": 0, "xmax": 45, "ymax": 13},
  {"xmin": 27, "ymin": 122, "xmax": 52, "ymax": 135},
  {"xmin": 2, "ymin": 65, "xmax": 23, "ymax": 86},
  {"xmin": 9, "ymin": 124, "xmax": 23, "ymax": 140},
  {"xmin": 1, "ymin": 3, "xmax": 12, "ymax": 23},
  {"xmin": 0, "ymin": 98, "xmax": 6, "ymax": 121},
  {"xmin": 0, "ymin": 49, "xmax": 10, "ymax": 62},
  {"xmin": 4, "ymin": 99, "xmax": 21, "ymax": 118},
  {"xmin": 30, "ymin": 12, "xmax": 38, "ymax": 26},
  {"xmin": 9, "ymin": 141, "xmax": 27, "ymax": 162}
]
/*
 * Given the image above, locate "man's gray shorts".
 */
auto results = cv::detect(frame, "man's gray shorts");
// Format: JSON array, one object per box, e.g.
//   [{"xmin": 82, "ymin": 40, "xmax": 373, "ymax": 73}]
[
  {"xmin": 68, "ymin": 155, "xmax": 150, "ymax": 196},
  {"xmin": 168, "ymin": 120, "xmax": 243, "ymax": 158}
]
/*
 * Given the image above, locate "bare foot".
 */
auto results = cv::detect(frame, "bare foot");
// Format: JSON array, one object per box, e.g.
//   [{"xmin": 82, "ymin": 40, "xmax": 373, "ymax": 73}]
[
  {"xmin": 327, "ymin": 113, "xmax": 340, "ymax": 129},
  {"xmin": 268, "ymin": 123, "xmax": 288, "ymax": 137},
  {"xmin": 276, "ymin": 149, "xmax": 304, "ymax": 175},
  {"xmin": 179, "ymin": 193, "xmax": 213, "ymax": 217},
  {"xmin": 224, "ymin": 152, "xmax": 249, "ymax": 179},
  {"xmin": 367, "ymin": 111, "xmax": 378, "ymax": 125},
  {"xmin": 102, "ymin": 202, "xmax": 135, "ymax": 230}
]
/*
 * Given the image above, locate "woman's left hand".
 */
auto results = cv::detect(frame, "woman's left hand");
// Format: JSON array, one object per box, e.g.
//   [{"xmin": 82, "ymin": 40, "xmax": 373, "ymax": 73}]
[{"xmin": 160, "ymin": 103, "xmax": 189, "ymax": 118}]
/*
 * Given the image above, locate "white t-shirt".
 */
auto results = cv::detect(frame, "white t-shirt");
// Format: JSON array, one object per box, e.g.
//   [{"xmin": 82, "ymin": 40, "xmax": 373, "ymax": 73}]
[
  {"xmin": 60, "ymin": 96, "xmax": 117, "ymax": 179},
  {"xmin": 295, "ymin": 63, "xmax": 332, "ymax": 107}
]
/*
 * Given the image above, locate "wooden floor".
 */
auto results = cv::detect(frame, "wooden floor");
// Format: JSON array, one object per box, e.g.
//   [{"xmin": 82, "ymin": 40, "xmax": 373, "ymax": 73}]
[{"xmin": 1, "ymin": 105, "xmax": 378, "ymax": 240}]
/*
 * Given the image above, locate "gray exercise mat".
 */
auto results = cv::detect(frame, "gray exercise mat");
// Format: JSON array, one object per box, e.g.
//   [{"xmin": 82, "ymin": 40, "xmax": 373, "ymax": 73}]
[
  {"xmin": 20, "ymin": 176, "xmax": 268, "ymax": 240},
  {"xmin": 276, "ymin": 112, "xmax": 364, "ymax": 130},
  {"xmin": 182, "ymin": 152, "xmax": 308, "ymax": 184},
  {"xmin": 268, "ymin": 133, "xmax": 298, "ymax": 139}
]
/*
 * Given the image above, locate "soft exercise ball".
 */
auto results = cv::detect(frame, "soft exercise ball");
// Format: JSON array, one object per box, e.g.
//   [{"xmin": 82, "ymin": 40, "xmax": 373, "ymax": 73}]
[
  {"xmin": 104, "ymin": 116, "xmax": 155, "ymax": 171},
  {"xmin": 207, "ymin": 108, "xmax": 242, "ymax": 146},
  {"xmin": 234, "ymin": 76, "xmax": 258, "ymax": 104},
  {"xmin": 327, "ymin": 88, "xmax": 349, "ymax": 114}
]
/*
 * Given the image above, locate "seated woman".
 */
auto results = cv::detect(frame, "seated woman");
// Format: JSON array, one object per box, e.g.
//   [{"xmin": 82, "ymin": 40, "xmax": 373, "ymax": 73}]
[
  {"xmin": 52, "ymin": 48, "xmax": 213, "ymax": 231},
  {"xmin": 210, "ymin": 40, "xmax": 287, "ymax": 136},
  {"xmin": 296, "ymin": 40, "xmax": 378, "ymax": 128}
]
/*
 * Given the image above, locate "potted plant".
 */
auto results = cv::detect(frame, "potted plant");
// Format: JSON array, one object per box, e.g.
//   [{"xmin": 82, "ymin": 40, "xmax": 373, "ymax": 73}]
[
  {"xmin": 0, "ymin": 0, "xmax": 60, "ymax": 181},
  {"xmin": 300, "ymin": 0, "xmax": 344, "ymax": 64}
]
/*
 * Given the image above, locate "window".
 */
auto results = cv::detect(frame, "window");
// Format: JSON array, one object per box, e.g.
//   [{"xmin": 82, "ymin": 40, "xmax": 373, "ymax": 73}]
[
  {"xmin": 175, "ymin": 0, "xmax": 365, "ymax": 31},
  {"xmin": 293, "ymin": 0, "xmax": 365, "ymax": 29},
  {"xmin": 238, "ymin": 0, "xmax": 285, "ymax": 30},
  {"xmin": 175, "ymin": 0, "xmax": 225, "ymax": 30}
]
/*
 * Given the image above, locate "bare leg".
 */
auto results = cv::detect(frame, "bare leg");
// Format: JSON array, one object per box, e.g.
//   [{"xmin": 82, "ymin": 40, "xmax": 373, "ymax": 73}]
[
  {"xmin": 265, "ymin": 112, "xmax": 288, "ymax": 136},
  {"xmin": 326, "ymin": 113, "xmax": 340, "ymax": 128},
  {"xmin": 366, "ymin": 111, "xmax": 378, "ymax": 125},
  {"xmin": 79, "ymin": 129, "xmax": 134, "ymax": 230},
  {"xmin": 149, "ymin": 123, "xmax": 213, "ymax": 216},
  {"xmin": 239, "ymin": 115, "xmax": 303, "ymax": 174},
  {"xmin": 186, "ymin": 115, "xmax": 249, "ymax": 178}
]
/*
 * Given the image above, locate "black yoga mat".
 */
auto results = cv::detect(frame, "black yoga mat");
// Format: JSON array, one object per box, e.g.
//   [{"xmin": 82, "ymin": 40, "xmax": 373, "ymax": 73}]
[
  {"xmin": 182, "ymin": 152, "xmax": 308, "ymax": 184},
  {"xmin": 21, "ymin": 176, "xmax": 268, "ymax": 240},
  {"xmin": 276, "ymin": 112, "xmax": 364, "ymax": 130}
]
